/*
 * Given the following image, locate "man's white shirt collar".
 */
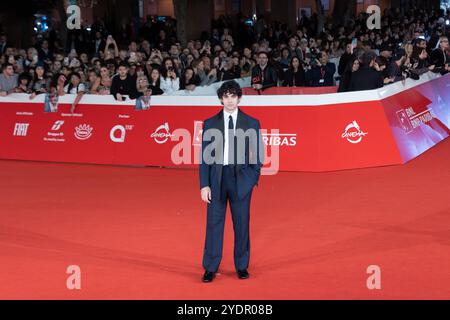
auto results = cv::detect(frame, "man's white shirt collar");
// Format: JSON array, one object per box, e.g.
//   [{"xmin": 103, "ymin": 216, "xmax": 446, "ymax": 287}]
[{"xmin": 223, "ymin": 108, "xmax": 238, "ymax": 124}]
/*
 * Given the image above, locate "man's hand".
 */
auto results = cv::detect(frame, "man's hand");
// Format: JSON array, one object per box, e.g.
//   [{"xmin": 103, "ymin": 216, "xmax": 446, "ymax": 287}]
[
  {"xmin": 116, "ymin": 93, "xmax": 123, "ymax": 101},
  {"xmin": 168, "ymin": 70, "xmax": 176, "ymax": 79},
  {"xmin": 384, "ymin": 76, "xmax": 395, "ymax": 84},
  {"xmin": 208, "ymin": 69, "xmax": 217, "ymax": 77},
  {"xmin": 201, "ymin": 186, "xmax": 211, "ymax": 204}
]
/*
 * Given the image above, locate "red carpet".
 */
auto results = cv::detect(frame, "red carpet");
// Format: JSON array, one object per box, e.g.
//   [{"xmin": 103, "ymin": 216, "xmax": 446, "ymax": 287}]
[{"xmin": 0, "ymin": 139, "xmax": 449, "ymax": 300}]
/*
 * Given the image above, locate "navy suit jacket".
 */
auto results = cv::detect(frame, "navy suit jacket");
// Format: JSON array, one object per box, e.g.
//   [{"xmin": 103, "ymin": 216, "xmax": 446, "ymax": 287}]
[{"xmin": 199, "ymin": 109, "xmax": 263, "ymax": 200}]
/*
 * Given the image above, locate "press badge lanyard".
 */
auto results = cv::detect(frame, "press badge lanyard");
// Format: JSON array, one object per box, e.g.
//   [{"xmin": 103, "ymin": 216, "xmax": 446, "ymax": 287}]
[{"xmin": 319, "ymin": 67, "xmax": 325, "ymax": 84}]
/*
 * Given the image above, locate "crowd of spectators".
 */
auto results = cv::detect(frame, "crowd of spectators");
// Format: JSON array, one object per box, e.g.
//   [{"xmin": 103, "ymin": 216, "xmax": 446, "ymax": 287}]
[{"xmin": 0, "ymin": 6, "xmax": 449, "ymax": 111}]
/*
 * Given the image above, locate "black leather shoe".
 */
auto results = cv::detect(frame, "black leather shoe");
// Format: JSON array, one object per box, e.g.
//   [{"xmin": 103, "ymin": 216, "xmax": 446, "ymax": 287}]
[
  {"xmin": 237, "ymin": 269, "xmax": 249, "ymax": 279},
  {"xmin": 202, "ymin": 271, "xmax": 215, "ymax": 283}
]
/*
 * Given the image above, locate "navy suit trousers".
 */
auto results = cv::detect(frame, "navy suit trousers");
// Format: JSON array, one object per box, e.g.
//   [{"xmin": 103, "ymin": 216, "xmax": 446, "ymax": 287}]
[{"xmin": 202, "ymin": 165, "xmax": 252, "ymax": 272}]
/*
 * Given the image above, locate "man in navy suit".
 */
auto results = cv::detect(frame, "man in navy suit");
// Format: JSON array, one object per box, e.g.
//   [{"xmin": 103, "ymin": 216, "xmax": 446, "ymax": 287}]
[{"xmin": 200, "ymin": 80, "xmax": 264, "ymax": 282}]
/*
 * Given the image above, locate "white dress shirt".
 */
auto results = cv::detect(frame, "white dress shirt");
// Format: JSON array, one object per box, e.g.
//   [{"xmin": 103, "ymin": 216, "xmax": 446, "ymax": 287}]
[{"xmin": 223, "ymin": 108, "xmax": 238, "ymax": 165}]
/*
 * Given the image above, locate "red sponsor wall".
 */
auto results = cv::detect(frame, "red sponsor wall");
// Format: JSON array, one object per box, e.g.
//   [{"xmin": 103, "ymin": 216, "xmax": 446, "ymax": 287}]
[{"xmin": 0, "ymin": 73, "xmax": 449, "ymax": 172}]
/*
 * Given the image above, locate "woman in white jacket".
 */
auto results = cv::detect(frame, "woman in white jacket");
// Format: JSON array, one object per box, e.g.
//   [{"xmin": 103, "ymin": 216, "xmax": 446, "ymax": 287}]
[{"xmin": 160, "ymin": 58, "xmax": 180, "ymax": 94}]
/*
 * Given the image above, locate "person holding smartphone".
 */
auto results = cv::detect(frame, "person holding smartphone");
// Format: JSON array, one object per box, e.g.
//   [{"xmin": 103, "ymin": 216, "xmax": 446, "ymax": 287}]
[
  {"xmin": 160, "ymin": 58, "xmax": 179, "ymax": 94},
  {"xmin": 217, "ymin": 57, "xmax": 241, "ymax": 82},
  {"xmin": 103, "ymin": 35, "xmax": 119, "ymax": 59}
]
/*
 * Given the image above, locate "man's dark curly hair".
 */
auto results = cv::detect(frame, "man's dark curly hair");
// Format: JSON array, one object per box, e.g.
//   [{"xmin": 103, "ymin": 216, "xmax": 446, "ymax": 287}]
[{"xmin": 217, "ymin": 80, "xmax": 242, "ymax": 100}]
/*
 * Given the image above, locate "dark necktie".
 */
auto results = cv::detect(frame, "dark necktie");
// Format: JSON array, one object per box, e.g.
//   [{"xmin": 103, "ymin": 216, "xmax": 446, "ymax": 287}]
[{"xmin": 228, "ymin": 115, "xmax": 234, "ymax": 165}]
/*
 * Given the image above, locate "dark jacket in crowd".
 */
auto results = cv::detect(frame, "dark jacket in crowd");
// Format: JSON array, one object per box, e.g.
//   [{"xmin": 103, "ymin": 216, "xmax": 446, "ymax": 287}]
[
  {"xmin": 110, "ymin": 74, "xmax": 139, "ymax": 99},
  {"xmin": 0, "ymin": 41, "xmax": 9, "ymax": 55},
  {"xmin": 386, "ymin": 61, "xmax": 404, "ymax": 82},
  {"xmin": 338, "ymin": 52, "xmax": 354, "ymax": 76},
  {"xmin": 251, "ymin": 64, "xmax": 278, "ymax": 90},
  {"xmin": 91, "ymin": 39, "xmax": 106, "ymax": 57},
  {"xmin": 217, "ymin": 66, "xmax": 241, "ymax": 82},
  {"xmin": 348, "ymin": 67, "xmax": 383, "ymax": 91},
  {"xmin": 38, "ymin": 48, "xmax": 54, "ymax": 63},
  {"xmin": 180, "ymin": 74, "xmax": 201, "ymax": 90},
  {"xmin": 338, "ymin": 69, "xmax": 354, "ymax": 92},
  {"xmin": 410, "ymin": 56, "xmax": 432, "ymax": 77},
  {"xmin": 149, "ymin": 85, "xmax": 164, "ymax": 96},
  {"xmin": 283, "ymin": 68, "xmax": 306, "ymax": 87},
  {"xmin": 306, "ymin": 63, "xmax": 335, "ymax": 87},
  {"xmin": 288, "ymin": 47, "xmax": 304, "ymax": 61},
  {"xmin": 430, "ymin": 48, "xmax": 449, "ymax": 74}
]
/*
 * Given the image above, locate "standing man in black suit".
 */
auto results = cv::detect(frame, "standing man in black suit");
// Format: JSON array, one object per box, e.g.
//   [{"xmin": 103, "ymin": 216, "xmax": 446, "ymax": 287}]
[{"xmin": 199, "ymin": 80, "xmax": 264, "ymax": 282}]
